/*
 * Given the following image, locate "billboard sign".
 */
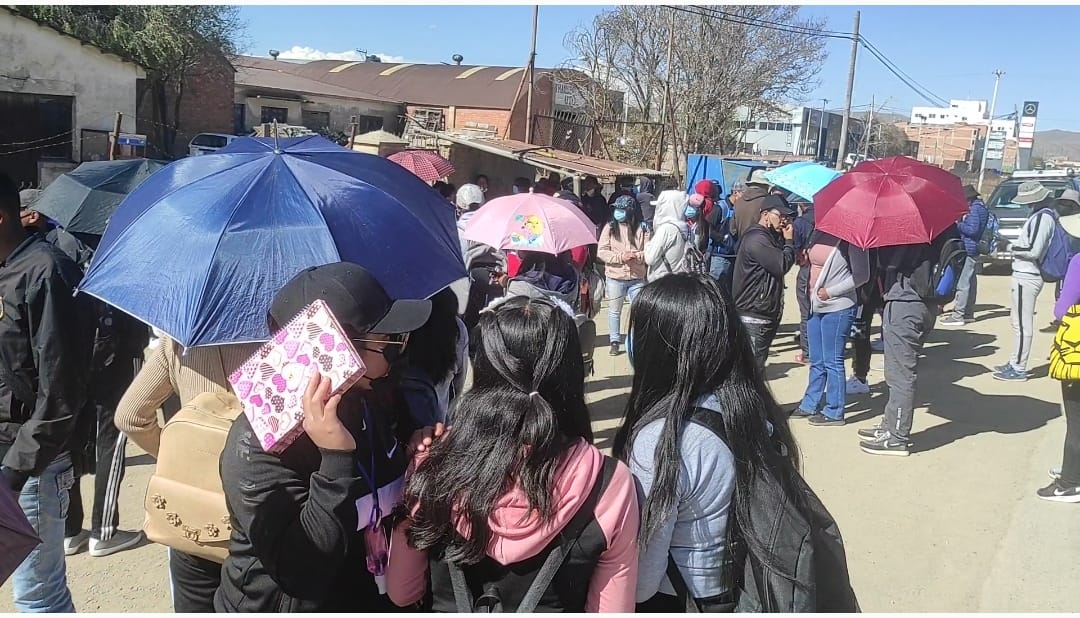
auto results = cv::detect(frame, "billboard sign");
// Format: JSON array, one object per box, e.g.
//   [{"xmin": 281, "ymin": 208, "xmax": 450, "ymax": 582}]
[{"xmin": 1018, "ymin": 100, "xmax": 1038, "ymax": 150}]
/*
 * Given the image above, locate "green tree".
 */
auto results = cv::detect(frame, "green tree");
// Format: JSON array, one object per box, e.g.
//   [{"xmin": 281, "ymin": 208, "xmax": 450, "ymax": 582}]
[{"xmin": 15, "ymin": 5, "xmax": 245, "ymax": 156}]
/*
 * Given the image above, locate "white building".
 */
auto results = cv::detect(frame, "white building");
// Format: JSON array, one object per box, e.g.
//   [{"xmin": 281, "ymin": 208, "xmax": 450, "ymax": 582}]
[
  {"xmin": 910, "ymin": 98, "xmax": 1015, "ymax": 137},
  {"xmin": 732, "ymin": 104, "xmax": 863, "ymax": 162},
  {"xmin": 0, "ymin": 8, "xmax": 145, "ymax": 187}
]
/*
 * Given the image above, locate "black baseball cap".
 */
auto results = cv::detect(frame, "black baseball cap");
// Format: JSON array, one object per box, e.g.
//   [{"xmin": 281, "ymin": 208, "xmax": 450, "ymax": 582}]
[
  {"xmin": 758, "ymin": 194, "xmax": 797, "ymax": 216},
  {"xmin": 269, "ymin": 262, "xmax": 431, "ymax": 335}
]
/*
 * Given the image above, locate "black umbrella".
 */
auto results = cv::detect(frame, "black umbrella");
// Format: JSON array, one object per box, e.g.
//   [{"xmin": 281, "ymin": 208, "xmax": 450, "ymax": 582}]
[{"xmin": 32, "ymin": 159, "xmax": 166, "ymax": 235}]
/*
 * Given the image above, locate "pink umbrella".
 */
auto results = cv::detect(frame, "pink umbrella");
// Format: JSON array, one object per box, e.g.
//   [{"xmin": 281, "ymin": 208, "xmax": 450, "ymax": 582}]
[
  {"xmin": 387, "ymin": 150, "xmax": 455, "ymax": 182},
  {"xmin": 462, "ymin": 193, "xmax": 598, "ymax": 255}
]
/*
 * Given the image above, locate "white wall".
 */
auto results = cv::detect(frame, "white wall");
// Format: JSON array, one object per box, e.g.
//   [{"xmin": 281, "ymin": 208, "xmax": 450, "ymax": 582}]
[
  {"xmin": 0, "ymin": 11, "xmax": 144, "ymax": 160},
  {"xmin": 911, "ymin": 99, "xmax": 989, "ymax": 126}
]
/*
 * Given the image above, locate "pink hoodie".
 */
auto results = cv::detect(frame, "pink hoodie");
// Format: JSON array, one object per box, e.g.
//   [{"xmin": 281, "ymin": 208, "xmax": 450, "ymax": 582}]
[{"xmin": 387, "ymin": 439, "xmax": 639, "ymax": 612}]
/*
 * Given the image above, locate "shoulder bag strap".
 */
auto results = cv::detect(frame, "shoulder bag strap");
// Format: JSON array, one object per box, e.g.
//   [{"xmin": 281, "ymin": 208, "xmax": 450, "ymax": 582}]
[
  {"xmin": 666, "ymin": 554, "xmax": 702, "ymax": 613},
  {"xmin": 516, "ymin": 455, "xmax": 617, "ymax": 613},
  {"xmin": 448, "ymin": 561, "xmax": 475, "ymax": 613}
]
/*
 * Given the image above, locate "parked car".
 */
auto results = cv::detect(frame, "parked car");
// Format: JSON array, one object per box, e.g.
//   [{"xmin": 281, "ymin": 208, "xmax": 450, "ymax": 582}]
[
  {"xmin": 188, "ymin": 133, "xmax": 239, "ymax": 157},
  {"xmin": 982, "ymin": 168, "xmax": 1080, "ymax": 269}
]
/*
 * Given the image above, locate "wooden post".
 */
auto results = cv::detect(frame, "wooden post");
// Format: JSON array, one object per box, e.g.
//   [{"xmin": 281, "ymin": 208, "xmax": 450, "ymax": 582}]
[
  {"xmin": 109, "ymin": 112, "xmax": 122, "ymax": 161},
  {"xmin": 349, "ymin": 115, "xmax": 358, "ymax": 150}
]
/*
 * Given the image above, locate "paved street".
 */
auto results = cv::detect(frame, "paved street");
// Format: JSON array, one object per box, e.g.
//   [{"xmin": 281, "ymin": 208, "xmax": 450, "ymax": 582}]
[{"xmin": 2, "ymin": 271, "xmax": 1078, "ymax": 612}]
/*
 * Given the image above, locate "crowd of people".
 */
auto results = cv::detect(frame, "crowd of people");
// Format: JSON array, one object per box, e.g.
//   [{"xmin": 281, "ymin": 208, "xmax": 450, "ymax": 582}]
[{"xmin": 1, "ymin": 150, "xmax": 1078, "ymax": 616}]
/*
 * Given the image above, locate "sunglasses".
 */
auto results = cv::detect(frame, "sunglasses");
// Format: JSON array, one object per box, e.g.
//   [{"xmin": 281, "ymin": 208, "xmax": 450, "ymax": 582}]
[{"xmin": 351, "ymin": 335, "xmax": 409, "ymax": 363}]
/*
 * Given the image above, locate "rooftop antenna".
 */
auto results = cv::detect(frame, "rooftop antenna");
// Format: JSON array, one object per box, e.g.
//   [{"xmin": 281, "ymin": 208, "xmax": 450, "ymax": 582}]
[
  {"xmin": 268, "ymin": 49, "xmax": 280, "ymax": 60},
  {"xmin": 452, "ymin": 54, "xmax": 464, "ymax": 66}
]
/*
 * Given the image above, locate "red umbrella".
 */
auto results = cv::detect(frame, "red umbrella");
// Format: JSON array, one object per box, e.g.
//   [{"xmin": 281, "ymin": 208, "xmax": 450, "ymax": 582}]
[
  {"xmin": 387, "ymin": 150, "xmax": 455, "ymax": 182},
  {"xmin": 814, "ymin": 156, "xmax": 968, "ymax": 249}
]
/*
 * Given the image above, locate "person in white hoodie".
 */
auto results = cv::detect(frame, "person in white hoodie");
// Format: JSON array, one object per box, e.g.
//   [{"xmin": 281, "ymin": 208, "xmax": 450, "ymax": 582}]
[{"xmin": 644, "ymin": 190, "xmax": 691, "ymax": 282}]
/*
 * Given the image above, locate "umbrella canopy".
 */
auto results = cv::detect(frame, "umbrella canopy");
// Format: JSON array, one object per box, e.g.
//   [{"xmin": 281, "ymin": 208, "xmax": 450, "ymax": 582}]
[
  {"xmin": 0, "ymin": 484, "xmax": 39, "ymax": 587},
  {"xmin": 80, "ymin": 136, "xmax": 465, "ymax": 348},
  {"xmin": 813, "ymin": 156, "xmax": 968, "ymax": 249},
  {"xmin": 31, "ymin": 159, "xmax": 166, "ymax": 235},
  {"xmin": 462, "ymin": 193, "xmax": 598, "ymax": 255},
  {"xmin": 387, "ymin": 150, "xmax": 455, "ymax": 182},
  {"xmin": 762, "ymin": 161, "xmax": 841, "ymax": 203}
]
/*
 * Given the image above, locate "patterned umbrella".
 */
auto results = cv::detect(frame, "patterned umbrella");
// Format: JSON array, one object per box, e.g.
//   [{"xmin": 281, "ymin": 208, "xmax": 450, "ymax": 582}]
[{"xmin": 387, "ymin": 150, "xmax": 455, "ymax": 182}]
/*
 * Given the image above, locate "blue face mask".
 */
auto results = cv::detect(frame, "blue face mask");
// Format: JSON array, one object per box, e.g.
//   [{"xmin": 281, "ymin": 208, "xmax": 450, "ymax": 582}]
[
  {"xmin": 613, "ymin": 209, "xmax": 628, "ymax": 222},
  {"xmin": 684, "ymin": 206, "xmax": 698, "ymax": 220}
]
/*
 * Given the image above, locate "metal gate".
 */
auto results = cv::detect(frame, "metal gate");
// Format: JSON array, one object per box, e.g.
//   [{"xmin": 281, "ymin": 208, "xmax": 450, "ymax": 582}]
[{"xmin": 0, "ymin": 92, "xmax": 74, "ymax": 188}]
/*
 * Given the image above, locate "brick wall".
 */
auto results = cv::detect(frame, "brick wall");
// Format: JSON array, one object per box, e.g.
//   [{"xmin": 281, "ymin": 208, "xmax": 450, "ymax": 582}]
[{"xmin": 137, "ymin": 52, "xmax": 235, "ymax": 159}]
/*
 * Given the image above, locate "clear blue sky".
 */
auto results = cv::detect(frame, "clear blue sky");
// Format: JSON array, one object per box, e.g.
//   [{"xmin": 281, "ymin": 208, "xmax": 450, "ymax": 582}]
[{"xmin": 238, "ymin": 4, "xmax": 1080, "ymax": 131}]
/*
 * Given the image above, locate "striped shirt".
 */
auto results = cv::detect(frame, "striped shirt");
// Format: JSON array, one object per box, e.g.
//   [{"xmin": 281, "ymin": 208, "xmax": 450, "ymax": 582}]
[{"xmin": 114, "ymin": 337, "xmax": 261, "ymax": 457}]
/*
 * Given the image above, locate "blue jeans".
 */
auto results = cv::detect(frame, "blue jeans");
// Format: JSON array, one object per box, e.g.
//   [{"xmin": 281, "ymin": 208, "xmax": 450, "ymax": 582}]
[
  {"xmin": 950, "ymin": 255, "xmax": 978, "ymax": 320},
  {"xmin": 709, "ymin": 254, "xmax": 734, "ymax": 291},
  {"xmin": 800, "ymin": 307, "xmax": 856, "ymax": 420},
  {"xmin": 12, "ymin": 453, "xmax": 76, "ymax": 613},
  {"xmin": 607, "ymin": 277, "xmax": 644, "ymax": 344}
]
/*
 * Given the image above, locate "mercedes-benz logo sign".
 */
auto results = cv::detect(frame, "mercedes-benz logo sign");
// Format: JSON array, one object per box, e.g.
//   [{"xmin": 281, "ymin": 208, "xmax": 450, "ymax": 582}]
[{"xmin": 1024, "ymin": 103, "xmax": 1038, "ymax": 116}]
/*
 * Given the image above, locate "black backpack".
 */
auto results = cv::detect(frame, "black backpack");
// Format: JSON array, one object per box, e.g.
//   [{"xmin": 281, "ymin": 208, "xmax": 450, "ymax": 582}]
[
  {"xmin": 911, "ymin": 227, "xmax": 967, "ymax": 305},
  {"xmin": 666, "ymin": 409, "xmax": 860, "ymax": 613},
  {"xmin": 441, "ymin": 456, "xmax": 617, "ymax": 613}
]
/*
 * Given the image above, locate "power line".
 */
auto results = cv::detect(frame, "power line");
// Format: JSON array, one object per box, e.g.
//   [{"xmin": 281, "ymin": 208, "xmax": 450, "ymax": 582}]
[
  {"xmin": 665, "ymin": 5, "xmax": 855, "ymax": 40},
  {"xmin": 859, "ymin": 38, "xmax": 949, "ymax": 107}
]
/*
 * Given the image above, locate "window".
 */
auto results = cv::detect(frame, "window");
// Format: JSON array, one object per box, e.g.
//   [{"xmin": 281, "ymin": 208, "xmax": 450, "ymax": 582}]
[
  {"xmin": 357, "ymin": 115, "xmax": 384, "ymax": 133},
  {"xmin": 783, "ymin": 123, "xmax": 793, "ymax": 132},
  {"xmin": 757, "ymin": 121, "xmax": 768, "ymax": 130},
  {"xmin": 302, "ymin": 110, "xmax": 330, "ymax": 131},
  {"xmin": 961, "ymin": 117, "xmax": 968, "ymax": 122},
  {"xmin": 260, "ymin": 106, "xmax": 289, "ymax": 124},
  {"xmin": 191, "ymin": 134, "xmax": 230, "ymax": 148},
  {"xmin": 929, "ymin": 113, "xmax": 937, "ymax": 119}
]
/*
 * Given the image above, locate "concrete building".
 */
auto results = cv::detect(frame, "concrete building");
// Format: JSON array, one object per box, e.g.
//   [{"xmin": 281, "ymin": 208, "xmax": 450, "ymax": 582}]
[
  {"xmin": 233, "ymin": 56, "xmax": 404, "ymax": 137},
  {"xmin": 910, "ymin": 99, "xmax": 1016, "ymax": 137},
  {"xmin": 137, "ymin": 53, "xmax": 236, "ymax": 160},
  {"xmin": 0, "ymin": 8, "xmax": 145, "ymax": 186},
  {"xmin": 732, "ymin": 104, "xmax": 864, "ymax": 162}
]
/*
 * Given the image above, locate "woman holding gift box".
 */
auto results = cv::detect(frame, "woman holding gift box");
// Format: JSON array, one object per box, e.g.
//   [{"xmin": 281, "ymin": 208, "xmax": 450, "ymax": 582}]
[
  {"xmin": 215, "ymin": 263, "xmax": 432, "ymax": 613},
  {"xmin": 386, "ymin": 295, "xmax": 640, "ymax": 612}
]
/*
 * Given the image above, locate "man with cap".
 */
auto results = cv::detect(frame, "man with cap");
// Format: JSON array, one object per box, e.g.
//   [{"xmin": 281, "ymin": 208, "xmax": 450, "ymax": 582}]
[
  {"xmin": 730, "ymin": 168, "xmax": 772, "ymax": 243},
  {"xmin": 942, "ymin": 185, "xmax": 990, "ymax": 326},
  {"xmin": 732, "ymin": 194, "xmax": 797, "ymax": 374},
  {"xmin": 216, "ymin": 262, "xmax": 431, "ymax": 612},
  {"xmin": 994, "ymin": 181, "xmax": 1056, "ymax": 382}
]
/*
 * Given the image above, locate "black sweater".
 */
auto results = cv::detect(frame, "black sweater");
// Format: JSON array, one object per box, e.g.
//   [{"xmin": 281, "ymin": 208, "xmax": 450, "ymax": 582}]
[
  {"xmin": 215, "ymin": 392, "xmax": 410, "ymax": 612},
  {"xmin": 733, "ymin": 225, "xmax": 796, "ymax": 321}
]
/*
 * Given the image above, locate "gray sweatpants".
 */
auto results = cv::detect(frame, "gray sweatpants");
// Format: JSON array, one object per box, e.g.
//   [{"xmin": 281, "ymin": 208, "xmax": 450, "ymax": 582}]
[
  {"xmin": 882, "ymin": 299, "xmax": 935, "ymax": 440},
  {"xmin": 1009, "ymin": 274, "xmax": 1044, "ymax": 372}
]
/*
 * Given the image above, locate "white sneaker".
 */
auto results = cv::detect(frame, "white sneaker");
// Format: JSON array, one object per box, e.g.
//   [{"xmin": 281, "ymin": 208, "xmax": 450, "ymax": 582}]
[
  {"xmin": 89, "ymin": 530, "xmax": 145, "ymax": 557},
  {"xmin": 64, "ymin": 530, "xmax": 90, "ymax": 556},
  {"xmin": 1050, "ymin": 467, "xmax": 1062, "ymax": 480},
  {"xmin": 846, "ymin": 376, "xmax": 870, "ymax": 395}
]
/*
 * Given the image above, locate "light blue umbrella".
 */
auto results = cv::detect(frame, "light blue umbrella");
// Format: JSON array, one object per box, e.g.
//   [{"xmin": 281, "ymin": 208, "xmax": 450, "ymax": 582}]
[{"xmin": 762, "ymin": 161, "xmax": 841, "ymax": 203}]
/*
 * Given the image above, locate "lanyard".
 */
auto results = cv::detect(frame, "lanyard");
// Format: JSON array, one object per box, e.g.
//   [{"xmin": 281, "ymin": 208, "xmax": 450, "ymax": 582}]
[{"xmin": 354, "ymin": 401, "xmax": 381, "ymax": 524}]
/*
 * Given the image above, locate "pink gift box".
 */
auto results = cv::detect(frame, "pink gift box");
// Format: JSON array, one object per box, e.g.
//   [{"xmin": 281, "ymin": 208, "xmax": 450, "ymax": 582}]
[{"xmin": 229, "ymin": 299, "xmax": 365, "ymax": 454}]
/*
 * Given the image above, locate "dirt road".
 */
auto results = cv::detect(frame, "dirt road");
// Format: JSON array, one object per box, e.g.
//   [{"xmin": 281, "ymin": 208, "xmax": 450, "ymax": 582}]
[{"xmin": 2, "ymin": 272, "xmax": 1077, "ymax": 612}]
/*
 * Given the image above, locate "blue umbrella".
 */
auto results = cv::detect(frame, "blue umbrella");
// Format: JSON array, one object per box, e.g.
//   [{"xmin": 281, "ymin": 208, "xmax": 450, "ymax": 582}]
[
  {"xmin": 80, "ymin": 136, "xmax": 465, "ymax": 348},
  {"xmin": 32, "ymin": 159, "xmax": 166, "ymax": 235},
  {"xmin": 762, "ymin": 161, "xmax": 842, "ymax": 203}
]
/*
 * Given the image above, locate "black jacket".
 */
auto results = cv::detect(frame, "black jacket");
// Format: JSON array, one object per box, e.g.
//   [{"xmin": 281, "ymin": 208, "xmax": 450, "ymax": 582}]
[
  {"xmin": 215, "ymin": 391, "xmax": 411, "ymax": 613},
  {"xmin": 0, "ymin": 234, "xmax": 94, "ymax": 490},
  {"xmin": 733, "ymin": 225, "xmax": 796, "ymax": 321}
]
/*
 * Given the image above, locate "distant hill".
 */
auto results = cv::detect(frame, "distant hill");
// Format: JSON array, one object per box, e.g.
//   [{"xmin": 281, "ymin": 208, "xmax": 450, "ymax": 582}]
[{"xmin": 1034, "ymin": 129, "xmax": 1080, "ymax": 159}]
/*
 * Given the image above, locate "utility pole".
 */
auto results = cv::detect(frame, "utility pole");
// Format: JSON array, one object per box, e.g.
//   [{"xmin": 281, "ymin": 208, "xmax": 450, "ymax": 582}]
[
  {"xmin": 835, "ymin": 10, "xmax": 860, "ymax": 170},
  {"xmin": 862, "ymin": 94, "xmax": 875, "ymax": 159},
  {"xmin": 524, "ymin": 5, "xmax": 539, "ymax": 144},
  {"xmin": 817, "ymin": 98, "xmax": 829, "ymax": 160},
  {"xmin": 977, "ymin": 69, "xmax": 1004, "ymax": 193}
]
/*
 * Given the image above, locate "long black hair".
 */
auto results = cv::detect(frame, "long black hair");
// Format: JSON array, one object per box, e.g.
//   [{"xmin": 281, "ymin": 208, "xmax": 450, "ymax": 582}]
[
  {"xmin": 612, "ymin": 273, "xmax": 801, "ymax": 561},
  {"xmin": 404, "ymin": 287, "xmax": 460, "ymax": 385},
  {"xmin": 405, "ymin": 296, "xmax": 593, "ymax": 564},
  {"xmin": 608, "ymin": 196, "xmax": 644, "ymax": 247}
]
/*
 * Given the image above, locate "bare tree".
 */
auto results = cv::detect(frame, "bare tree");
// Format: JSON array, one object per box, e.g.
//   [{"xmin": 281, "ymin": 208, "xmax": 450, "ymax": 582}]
[{"xmin": 564, "ymin": 5, "xmax": 828, "ymax": 163}]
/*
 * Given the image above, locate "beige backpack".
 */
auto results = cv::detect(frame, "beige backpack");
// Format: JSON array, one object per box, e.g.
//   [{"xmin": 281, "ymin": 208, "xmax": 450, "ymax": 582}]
[{"xmin": 143, "ymin": 391, "xmax": 241, "ymax": 563}]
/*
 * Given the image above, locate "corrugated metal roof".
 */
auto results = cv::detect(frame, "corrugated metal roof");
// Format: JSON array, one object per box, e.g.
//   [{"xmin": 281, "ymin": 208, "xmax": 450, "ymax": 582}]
[
  {"xmin": 416, "ymin": 129, "xmax": 664, "ymax": 180},
  {"xmin": 280, "ymin": 60, "xmax": 560, "ymax": 109},
  {"xmin": 234, "ymin": 56, "xmax": 400, "ymax": 104}
]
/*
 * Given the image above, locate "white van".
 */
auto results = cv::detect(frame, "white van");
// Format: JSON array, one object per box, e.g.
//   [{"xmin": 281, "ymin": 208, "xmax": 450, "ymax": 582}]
[{"xmin": 188, "ymin": 133, "xmax": 239, "ymax": 157}]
